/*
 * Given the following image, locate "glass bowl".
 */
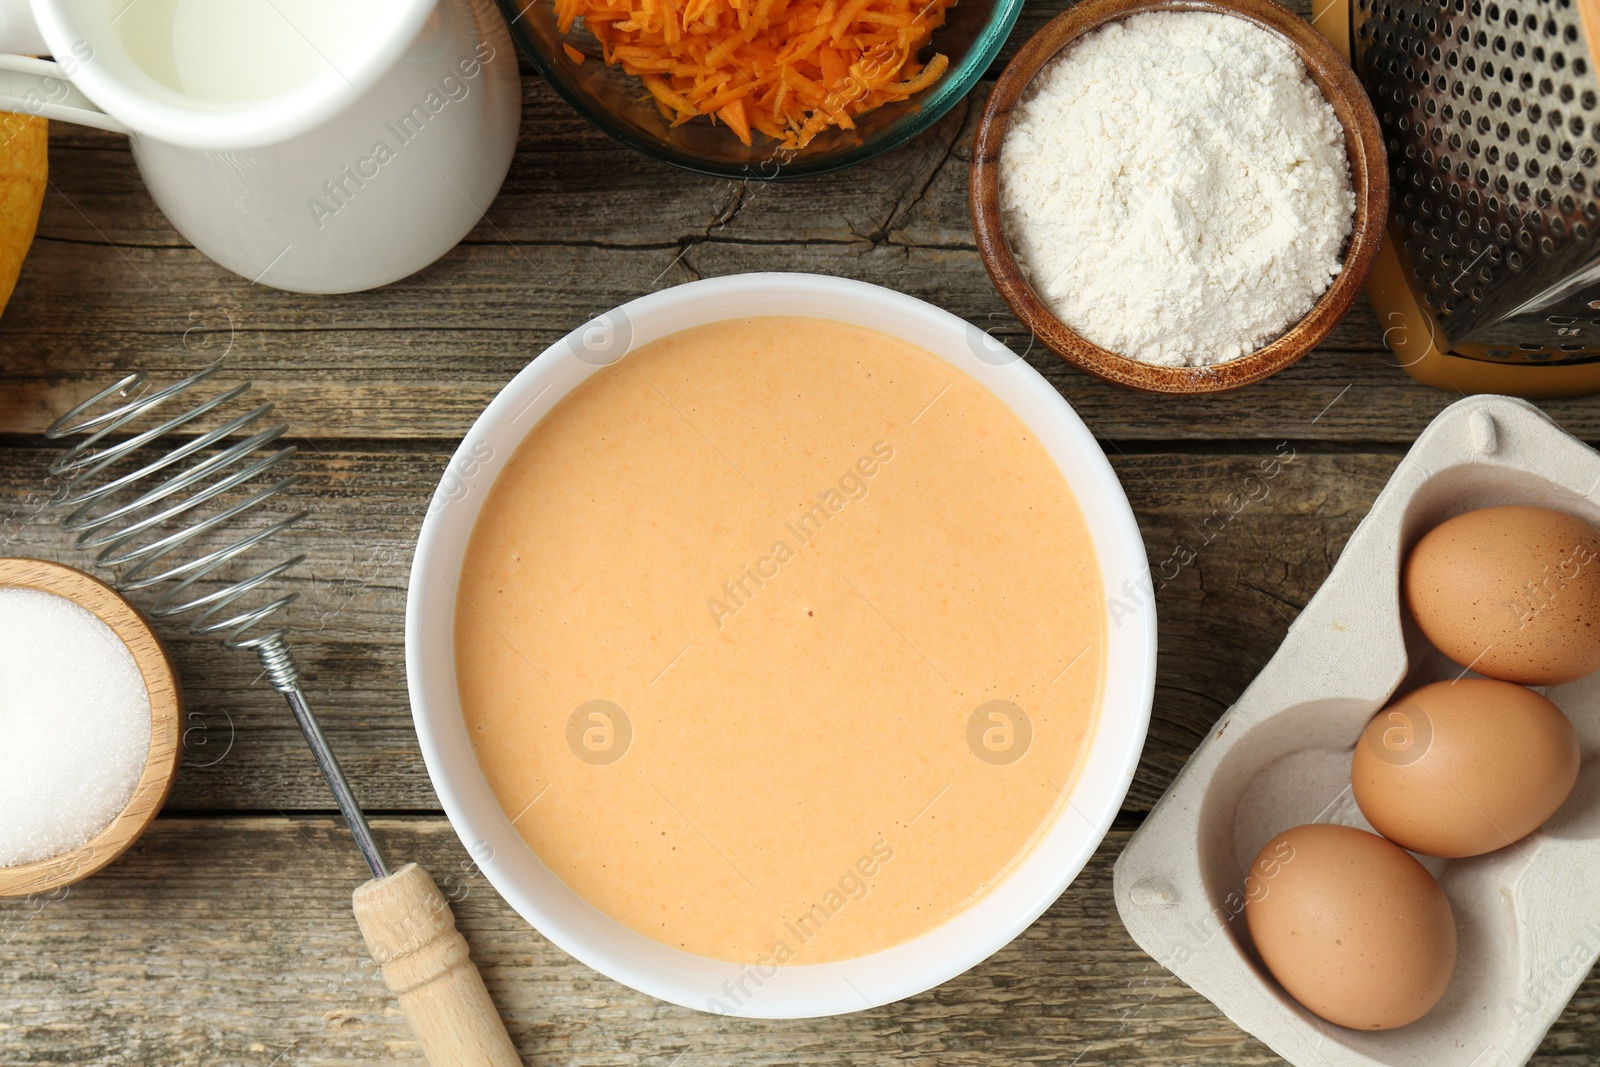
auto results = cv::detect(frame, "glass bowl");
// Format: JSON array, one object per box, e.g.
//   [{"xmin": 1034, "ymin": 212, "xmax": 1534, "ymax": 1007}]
[{"xmin": 494, "ymin": 0, "xmax": 1026, "ymax": 178}]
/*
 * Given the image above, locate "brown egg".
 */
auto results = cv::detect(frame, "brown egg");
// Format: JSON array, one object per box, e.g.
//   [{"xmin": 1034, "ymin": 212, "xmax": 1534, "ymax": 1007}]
[
  {"xmin": 1244, "ymin": 824, "xmax": 1456, "ymax": 1030},
  {"xmin": 1352, "ymin": 678, "xmax": 1580, "ymax": 858},
  {"xmin": 1404, "ymin": 505, "xmax": 1600, "ymax": 685}
]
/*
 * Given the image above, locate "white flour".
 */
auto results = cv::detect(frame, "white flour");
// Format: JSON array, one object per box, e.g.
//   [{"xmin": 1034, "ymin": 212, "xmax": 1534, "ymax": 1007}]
[{"xmin": 999, "ymin": 12, "xmax": 1355, "ymax": 367}]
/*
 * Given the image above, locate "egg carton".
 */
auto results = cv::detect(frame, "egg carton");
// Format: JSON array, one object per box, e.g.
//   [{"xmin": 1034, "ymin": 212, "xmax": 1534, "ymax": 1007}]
[{"xmin": 1114, "ymin": 395, "xmax": 1600, "ymax": 1067}]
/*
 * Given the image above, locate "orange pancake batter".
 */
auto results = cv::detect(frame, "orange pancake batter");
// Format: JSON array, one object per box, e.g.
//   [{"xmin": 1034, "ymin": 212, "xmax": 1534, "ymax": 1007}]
[{"xmin": 455, "ymin": 316, "xmax": 1104, "ymax": 964}]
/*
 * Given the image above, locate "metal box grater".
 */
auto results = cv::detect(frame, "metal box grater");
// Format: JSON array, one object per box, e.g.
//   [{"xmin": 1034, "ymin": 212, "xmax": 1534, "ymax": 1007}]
[{"xmin": 1319, "ymin": 0, "xmax": 1600, "ymax": 394}]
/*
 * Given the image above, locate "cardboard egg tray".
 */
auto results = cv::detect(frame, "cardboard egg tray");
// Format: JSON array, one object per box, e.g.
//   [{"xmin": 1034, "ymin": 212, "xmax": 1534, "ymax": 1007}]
[{"xmin": 1114, "ymin": 395, "xmax": 1600, "ymax": 1067}]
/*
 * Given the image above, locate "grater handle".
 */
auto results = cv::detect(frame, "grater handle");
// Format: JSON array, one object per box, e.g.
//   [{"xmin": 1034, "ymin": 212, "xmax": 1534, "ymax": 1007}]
[{"xmin": 353, "ymin": 863, "xmax": 522, "ymax": 1067}]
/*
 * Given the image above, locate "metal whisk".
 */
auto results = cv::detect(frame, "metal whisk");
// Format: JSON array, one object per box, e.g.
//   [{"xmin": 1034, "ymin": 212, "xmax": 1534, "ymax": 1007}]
[
  {"xmin": 43, "ymin": 363, "xmax": 520, "ymax": 1067},
  {"xmin": 44, "ymin": 362, "xmax": 387, "ymax": 878}
]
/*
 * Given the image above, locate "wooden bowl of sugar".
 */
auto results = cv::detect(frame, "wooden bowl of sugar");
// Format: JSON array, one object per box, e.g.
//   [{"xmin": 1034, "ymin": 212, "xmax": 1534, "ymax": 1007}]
[
  {"xmin": 969, "ymin": 0, "xmax": 1387, "ymax": 393},
  {"xmin": 0, "ymin": 558, "xmax": 180, "ymax": 897}
]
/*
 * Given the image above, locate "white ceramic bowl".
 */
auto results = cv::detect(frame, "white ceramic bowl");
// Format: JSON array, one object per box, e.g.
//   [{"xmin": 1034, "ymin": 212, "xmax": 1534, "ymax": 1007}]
[{"xmin": 407, "ymin": 273, "xmax": 1156, "ymax": 1018}]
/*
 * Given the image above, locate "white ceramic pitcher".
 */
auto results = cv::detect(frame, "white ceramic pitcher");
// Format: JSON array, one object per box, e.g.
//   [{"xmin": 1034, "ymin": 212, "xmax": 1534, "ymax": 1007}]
[{"xmin": 0, "ymin": 0, "xmax": 520, "ymax": 293}]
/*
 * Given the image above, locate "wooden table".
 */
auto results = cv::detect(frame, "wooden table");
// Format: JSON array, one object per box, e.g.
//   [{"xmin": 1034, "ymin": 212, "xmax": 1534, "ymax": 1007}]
[{"xmin": 2, "ymin": 2, "xmax": 1598, "ymax": 1061}]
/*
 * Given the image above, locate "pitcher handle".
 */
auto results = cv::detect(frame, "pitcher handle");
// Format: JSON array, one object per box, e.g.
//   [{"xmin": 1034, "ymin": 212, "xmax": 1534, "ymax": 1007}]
[{"xmin": 0, "ymin": 54, "xmax": 126, "ymax": 133}]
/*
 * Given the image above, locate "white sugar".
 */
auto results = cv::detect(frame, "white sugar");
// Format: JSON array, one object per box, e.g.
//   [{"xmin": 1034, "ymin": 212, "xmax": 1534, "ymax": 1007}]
[{"xmin": 0, "ymin": 587, "xmax": 152, "ymax": 866}]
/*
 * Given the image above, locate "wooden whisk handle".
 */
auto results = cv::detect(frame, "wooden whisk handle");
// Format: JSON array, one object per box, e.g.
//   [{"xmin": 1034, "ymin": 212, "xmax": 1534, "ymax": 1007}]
[{"xmin": 352, "ymin": 863, "xmax": 521, "ymax": 1067}]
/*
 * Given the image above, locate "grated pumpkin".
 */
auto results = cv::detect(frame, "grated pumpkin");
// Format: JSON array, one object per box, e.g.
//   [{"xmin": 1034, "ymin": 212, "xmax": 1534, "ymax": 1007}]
[{"xmin": 546, "ymin": 0, "xmax": 955, "ymax": 149}]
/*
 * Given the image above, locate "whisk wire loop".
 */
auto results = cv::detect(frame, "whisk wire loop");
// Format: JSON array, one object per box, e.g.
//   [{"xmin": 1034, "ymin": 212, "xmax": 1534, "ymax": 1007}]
[
  {"xmin": 45, "ymin": 367, "xmax": 306, "ymax": 657},
  {"xmin": 51, "ymin": 365, "xmax": 242, "ymax": 473},
  {"xmin": 43, "ymin": 366, "xmax": 390, "ymax": 880},
  {"xmin": 73, "ymin": 442, "xmax": 296, "ymax": 556},
  {"xmin": 51, "ymin": 388, "xmax": 261, "ymax": 495}
]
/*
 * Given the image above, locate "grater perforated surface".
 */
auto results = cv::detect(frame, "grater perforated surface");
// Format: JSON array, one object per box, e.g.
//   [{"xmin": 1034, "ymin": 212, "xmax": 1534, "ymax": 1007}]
[{"xmin": 1353, "ymin": 0, "xmax": 1600, "ymax": 359}]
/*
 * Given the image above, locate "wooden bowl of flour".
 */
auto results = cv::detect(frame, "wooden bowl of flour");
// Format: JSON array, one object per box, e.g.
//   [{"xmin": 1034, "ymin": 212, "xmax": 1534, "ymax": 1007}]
[{"xmin": 969, "ymin": 0, "xmax": 1387, "ymax": 394}]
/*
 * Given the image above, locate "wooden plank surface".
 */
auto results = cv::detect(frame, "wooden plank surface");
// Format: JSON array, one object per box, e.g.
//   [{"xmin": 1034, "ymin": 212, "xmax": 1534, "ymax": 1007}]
[
  {"xmin": 1, "ymin": 0, "xmax": 1598, "ymax": 1060},
  {"xmin": 2, "ymin": 819, "xmax": 1597, "ymax": 1066}
]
